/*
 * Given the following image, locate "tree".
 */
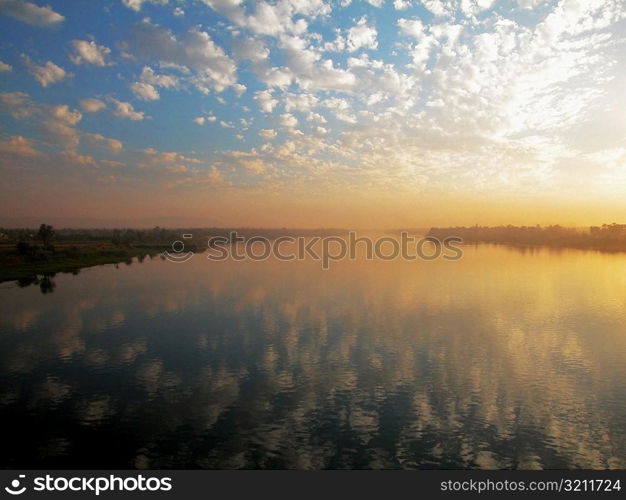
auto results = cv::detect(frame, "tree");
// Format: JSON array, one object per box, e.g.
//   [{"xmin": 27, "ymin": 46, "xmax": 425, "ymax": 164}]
[{"xmin": 37, "ymin": 224, "xmax": 55, "ymax": 248}]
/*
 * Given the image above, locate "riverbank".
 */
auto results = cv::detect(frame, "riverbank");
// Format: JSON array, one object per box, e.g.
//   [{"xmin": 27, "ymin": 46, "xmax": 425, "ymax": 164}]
[
  {"xmin": 427, "ymin": 224, "xmax": 626, "ymax": 253},
  {"xmin": 0, "ymin": 242, "xmax": 191, "ymax": 282}
]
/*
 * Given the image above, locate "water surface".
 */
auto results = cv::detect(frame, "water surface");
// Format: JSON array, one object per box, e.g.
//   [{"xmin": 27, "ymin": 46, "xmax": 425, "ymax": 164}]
[{"xmin": 1, "ymin": 245, "xmax": 625, "ymax": 469}]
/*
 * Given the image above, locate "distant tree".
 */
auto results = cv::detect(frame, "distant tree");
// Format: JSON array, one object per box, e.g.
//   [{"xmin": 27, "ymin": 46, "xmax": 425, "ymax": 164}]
[
  {"xmin": 37, "ymin": 224, "xmax": 55, "ymax": 248},
  {"xmin": 16, "ymin": 241, "xmax": 31, "ymax": 255}
]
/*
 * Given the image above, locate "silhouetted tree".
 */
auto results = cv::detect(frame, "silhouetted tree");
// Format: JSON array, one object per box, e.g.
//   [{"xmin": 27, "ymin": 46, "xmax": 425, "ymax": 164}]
[{"xmin": 37, "ymin": 224, "xmax": 55, "ymax": 248}]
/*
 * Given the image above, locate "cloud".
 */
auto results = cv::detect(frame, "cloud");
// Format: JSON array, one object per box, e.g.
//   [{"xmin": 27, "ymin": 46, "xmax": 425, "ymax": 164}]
[
  {"xmin": 109, "ymin": 98, "xmax": 145, "ymax": 120},
  {"xmin": 259, "ymin": 128, "xmax": 277, "ymax": 140},
  {"xmin": 0, "ymin": 60, "xmax": 12, "ymax": 72},
  {"xmin": 121, "ymin": 0, "xmax": 168, "ymax": 12},
  {"xmin": 0, "ymin": 0, "xmax": 64, "ymax": 26},
  {"xmin": 139, "ymin": 66, "xmax": 179, "ymax": 89},
  {"xmin": 393, "ymin": 0, "xmax": 411, "ymax": 9},
  {"xmin": 279, "ymin": 113, "xmax": 298, "ymax": 129},
  {"xmin": 397, "ymin": 18, "xmax": 424, "ymax": 39},
  {"xmin": 125, "ymin": 21, "xmax": 239, "ymax": 93},
  {"xmin": 130, "ymin": 82, "xmax": 160, "ymax": 100},
  {"xmin": 22, "ymin": 56, "xmax": 67, "ymax": 87},
  {"xmin": 0, "ymin": 135, "xmax": 41, "ymax": 157},
  {"xmin": 70, "ymin": 40, "xmax": 112, "ymax": 66},
  {"xmin": 254, "ymin": 90, "xmax": 278, "ymax": 113},
  {"xmin": 194, "ymin": 113, "xmax": 217, "ymax": 125},
  {"xmin": 83, "ymin": 132, "xmax": 123, "ymax": 153},
  {"xmin": 0, "ymin": 92, "xmax": 83, "ymax": 149},
  {"xmin": 202, "ymin": 0, "xmax": 330, "ymax": 37},
  {"xmin": 347, "ymin": 17, "xmax": 378, "ymax": 52},
  {"xmin": 80, "ymin": 98, "xmax": 106, "ymax": 113}
]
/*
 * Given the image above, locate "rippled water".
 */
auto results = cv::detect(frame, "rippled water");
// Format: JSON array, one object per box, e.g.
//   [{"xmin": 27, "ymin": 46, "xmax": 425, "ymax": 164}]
[{"xmin": 1, "ymin": 244, "xmax": 625, "ymax": 469}]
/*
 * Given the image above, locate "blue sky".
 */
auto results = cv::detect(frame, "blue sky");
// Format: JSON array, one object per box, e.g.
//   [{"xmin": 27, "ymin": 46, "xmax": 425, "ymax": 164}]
[{"xmin": 1, "ymin": 0, "xmax": 625, "ymax": 227}]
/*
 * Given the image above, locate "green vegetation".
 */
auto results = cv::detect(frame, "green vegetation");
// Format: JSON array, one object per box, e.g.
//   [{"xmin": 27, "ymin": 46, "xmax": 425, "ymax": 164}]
[
  {"xmin": 0, "ymin": 241, "xmax": 172, "ymax": 282},
  {"xmin": 427, "ymin": 223, "xmax": 626, "ymax": 252},
  {"xmin": 0, "ymin": 225, "xmax": 200, "ymax": 282}
]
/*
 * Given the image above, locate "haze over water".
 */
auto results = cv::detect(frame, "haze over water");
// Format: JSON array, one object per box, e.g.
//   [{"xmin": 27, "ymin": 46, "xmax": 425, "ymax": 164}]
[{"xmin": 1, "ymin": 243, "xmax": 625, "ymax": 469}]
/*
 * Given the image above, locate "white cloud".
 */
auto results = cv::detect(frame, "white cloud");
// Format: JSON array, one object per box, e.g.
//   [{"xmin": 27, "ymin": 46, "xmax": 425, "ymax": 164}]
[
  {"xmin": 397, "ymin": 18, "xmax": 424, "ymax": 39},
  {"xmin": 70, "ymin": 40, "xmax": 112, "ymax": 66},
  {"xmin": 80, "ymin": 98, "xmax": 106, "ymax": 113},
  {"xmin": 127, "ymin": 21, "xmax": 239, "ymax": 93},
  {"xmin": 193, "ymin": 113, "xmax": 217, "ymax": 125},
  {"xmin": 0, "ymin": 0, "xmax": 64, "ymax": 26},
  {"xmin": 0, "ymin": 60, "xmax": 12, "ymax": 72},
  {"xmin": 254, "ymin": 89, "xmax": 278, "ymax": 113},
  {"xmin": 279, "ymin": 113, "xmax": 298, "ymax": 129},
  {"xmin": 393, "ymin": 0, "xmax": 411, "ymax": 10},
  {"xmin": 347, "ymin": 17, "xmax": 378, "ymax": 52},
  {"xmin": 130, "ymin": 82, "xmax": 160, "ymax": 100},
  {"xmin": 22, "ymin": 56, "xmax": 67, "ymax": 87},
  {"xmin": 109, "ymin": 98, "xmax": 145, "ymax": 120},
  {"xmin": 259, "ymin": 128, "xmax": 277, "ymax": 139},
  {"xmin": 122, "ymin": 0, "xmax": 168, "ymax": 12},
  {"xmin": 139, "ymin": 66, "xmax": 179, "ymax": 89}
]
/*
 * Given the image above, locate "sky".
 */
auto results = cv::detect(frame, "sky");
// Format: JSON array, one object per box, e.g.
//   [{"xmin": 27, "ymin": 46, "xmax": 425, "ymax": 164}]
[{"xmin": 0, "ymin": 0, "xmax": 625, "ymax": 228}]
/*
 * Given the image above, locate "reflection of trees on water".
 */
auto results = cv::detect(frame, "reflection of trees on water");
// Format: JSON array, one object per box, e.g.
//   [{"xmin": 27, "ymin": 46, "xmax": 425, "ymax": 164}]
[
  {"xmin": 16, "ymin": 274, "xmax": 57, "ymax": 294},
  {"xmin": 1, "ymin": 249, "xmax": 626, "ymax": 469}
]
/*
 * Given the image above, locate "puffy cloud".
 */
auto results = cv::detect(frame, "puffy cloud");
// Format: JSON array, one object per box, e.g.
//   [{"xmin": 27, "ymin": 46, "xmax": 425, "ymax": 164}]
[
  {"xmin": 259, "ymin": 128, "xmax": 277, "ymax": 140},
  {"xmin": 139, "ymin": 66, "xmax": 179, "ymax": 89},
  {"xmin": 125, "ymin": 21, "xmax": 239, "ymax": 93},
  {"xmin": 347, "ymin": 17, "xmax": 378, "ymax": 52},
  {"xmin": 232, "ymin": 36, "xmax": 270, "ymax": 63},
  {"xmin": 194, "ymin": 113, "xmax": 217, "ymax": 125},
  {"xmin": 83, "ymin": 132, "xmax": 123, "ymax": 153},
  {"xmin": 393, "ymin": 0, "xmax": 411, "ymax": 9},
  {"xmin": 70, "ymin": 40, "xmax": 112, "ymax": 66},
  {"xmin": 279, "ymin": 113, "xmax": 298, "ymax": 129},
  {"xmin": 109, "ymin": 98, "xmax": 145, "ymax": 120},
  {"xmin": 22, "ymin": 56, "xmax": 67, "ymax": 87},
  {"xmin": 130, "ymin": 82, "xmax": 160, "ymax": 100},
  {"xmin": 80, "ymin": 98, "xmax": 106, "ymax": 113},
  {"xmin": 397, "ymin": 18, "xmax": 424, "ymax": 39},
  {"xmin": 0, "ymin": 60, "xmax": 12, "ymax": 72},
  {"xmin": 202, "ymin": 0, "xmax": 330, "ymax": 37},
  {"xmin": 122, "ymin": 0, "xmax": 168, "ymax": 12},
  {"xmin": 0, "ymin": 135, "xmax": 41, "ymax": 157},
  {"xmin": 0, "ymin": 0, "xmax": 64, "ymax": 26},
  {"xmin": 0, "ymin": 92, "xmax": 83, "ymax": 149},
  {"xmin": 254, "ymin": 90, "xmax": 278, "ymax": 113}
]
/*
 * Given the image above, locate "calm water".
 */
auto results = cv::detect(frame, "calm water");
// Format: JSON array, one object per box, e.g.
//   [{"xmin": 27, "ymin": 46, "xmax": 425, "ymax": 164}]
[{"xmin": 1, "ymin": 244, "xmax": 626, "ymax": 469}]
